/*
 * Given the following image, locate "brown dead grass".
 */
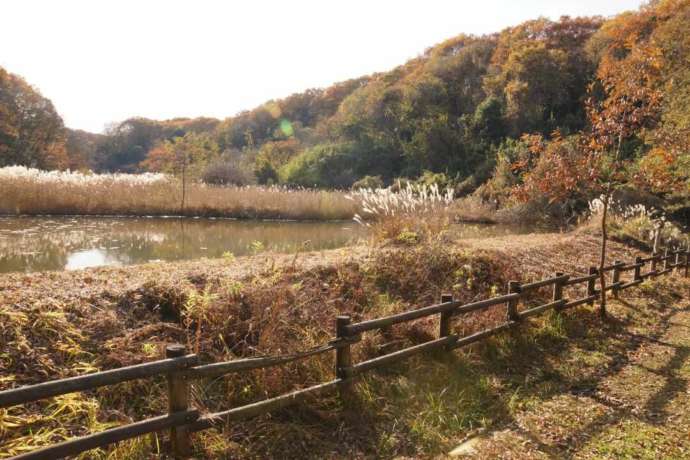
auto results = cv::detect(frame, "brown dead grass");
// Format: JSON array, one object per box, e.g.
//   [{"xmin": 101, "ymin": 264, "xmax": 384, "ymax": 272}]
[{"xmin": 0, "ymin": 230, "xmax": 688, "ymax": 459}]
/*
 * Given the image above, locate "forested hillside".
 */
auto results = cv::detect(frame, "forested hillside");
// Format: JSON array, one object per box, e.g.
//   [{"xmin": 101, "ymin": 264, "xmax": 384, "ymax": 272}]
[
  {"xmin": 1, "ymin": 0, "xmax": 688, "ymax": 200},
  {"xmin": 0, "ymin": 68, "xmax": 71, "ymax": 169}
]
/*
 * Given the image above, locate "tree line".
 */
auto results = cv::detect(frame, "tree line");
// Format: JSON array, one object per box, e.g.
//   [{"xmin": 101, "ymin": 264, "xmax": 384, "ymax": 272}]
[{"xmin": 1, "ymin": 0, "xmax": 688, "ymax": 201}]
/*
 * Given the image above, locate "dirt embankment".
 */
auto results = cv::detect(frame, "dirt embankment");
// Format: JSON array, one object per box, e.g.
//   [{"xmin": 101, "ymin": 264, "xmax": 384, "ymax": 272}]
[{"xmin": 1, "ymin": 232, "xmax": 685, "ymax": 458}]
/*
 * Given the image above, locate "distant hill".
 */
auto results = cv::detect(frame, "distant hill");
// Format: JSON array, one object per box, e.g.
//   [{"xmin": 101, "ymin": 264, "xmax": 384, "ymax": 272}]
[{"xmin": 2, "ymin": 0, "xmax": 688, "ymax": 196}]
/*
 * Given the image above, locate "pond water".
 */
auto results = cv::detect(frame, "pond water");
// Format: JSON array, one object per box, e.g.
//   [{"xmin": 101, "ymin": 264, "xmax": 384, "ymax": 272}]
[
  {"xmin": 0, "ymin": 216, "xmax": 537, "ymax": 273},
  {"xmin": 0, "ymin": 216, "xmax": 367, "ymax": 273}
]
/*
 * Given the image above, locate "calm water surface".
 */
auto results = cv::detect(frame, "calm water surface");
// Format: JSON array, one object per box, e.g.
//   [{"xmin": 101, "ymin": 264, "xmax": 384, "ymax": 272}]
[
  {"xmin": 0, "ymin": 217, "xmax": 367, "ymax": 273},
  {"xmin": 0, "ymin": 217, "xmax": 537, "ymax": 273}
]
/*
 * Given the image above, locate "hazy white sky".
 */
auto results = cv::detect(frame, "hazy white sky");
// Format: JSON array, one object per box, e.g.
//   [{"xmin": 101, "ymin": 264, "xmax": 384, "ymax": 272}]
[{"xmin": 1, "ymin": 0, "xmax": 643, "ymax": 133}]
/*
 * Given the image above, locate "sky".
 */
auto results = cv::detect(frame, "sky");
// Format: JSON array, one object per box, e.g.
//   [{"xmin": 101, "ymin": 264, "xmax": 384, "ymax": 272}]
[{"xmin": 1, "ymin": 0, "xmax": 644, "ymax": 133}]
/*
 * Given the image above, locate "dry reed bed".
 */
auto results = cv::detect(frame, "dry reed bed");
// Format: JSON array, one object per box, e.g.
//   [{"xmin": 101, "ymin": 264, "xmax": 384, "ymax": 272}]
[
  {"xmin": 0, "ymin": 232, "xmax": 659, "ymax": 458},
  {"xmin": 0, "ymin": 167, "xmax": 359, "ymax": 220}
]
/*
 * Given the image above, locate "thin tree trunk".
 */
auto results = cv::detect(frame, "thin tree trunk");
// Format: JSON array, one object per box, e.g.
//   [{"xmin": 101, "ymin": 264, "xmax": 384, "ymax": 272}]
[
  {"xmin": 653, "ymin": 221, "xmax": 663, "ymax": 253},
  {"xmin": 598, "ymin": 121, "xmax": 625, "ymax": 319},
  {"xmin": 598, "ymin": 192, "xmax": 609, "ymax": 318},
  {"xmin": 181, "ymin": 160, "xmax": 186, "ymax": 215}
]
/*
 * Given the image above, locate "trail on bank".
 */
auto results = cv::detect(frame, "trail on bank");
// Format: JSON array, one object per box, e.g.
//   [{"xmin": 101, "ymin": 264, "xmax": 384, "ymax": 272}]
[{"xmin": 446, "ymin": 248, "xmax": 690, "ymax": 459}]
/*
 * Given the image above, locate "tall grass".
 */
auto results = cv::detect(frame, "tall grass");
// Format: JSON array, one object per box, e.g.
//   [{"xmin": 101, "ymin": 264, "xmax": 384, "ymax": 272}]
[
  {"xmin": 0, "ymin": 166, "xmax": 359, "ymax": 220},
  {"xmin": 346, "ymin": 183, "xmax": 454, "ymax": 242},
  {"xmin": 581, "ymin": 196, "xmax": 687, "ymax": 250}
]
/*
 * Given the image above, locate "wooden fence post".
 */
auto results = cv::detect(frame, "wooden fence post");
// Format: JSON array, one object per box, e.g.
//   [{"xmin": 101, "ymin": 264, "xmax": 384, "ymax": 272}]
[
  {"xmin": 587, "ymin": 267, "xmax": 597, "ymax": 305},
  {"xmin": 612, "ymin": 261, "xmax": 622, "ymax": 299},
  {"xmin": 650, "ymin": 251, "xmax": 658, "ymax": 276},
  {"xmin": 335, "ymin": 315, "xmax": 354, "ymax": 405},
  {"xmin": 507, "ymin": 281, "xmax": 521, "ymax": 322},
  {"xmin": 675, "ymin": 248, "xmax": 682, "ymax": 274},
  {"xmin": 633, "ymin": 256, "xmax": 643, "ymax": 283},
  {"xmin": 663, "ymin": 248, "xmax": 670, "ymax": 272},
  {"xmin": 440, "ymin": 294, "xmax": 453, "ymax": 348},
  {"xmin": 552, "ymin": 272, "xmax": 565, "ymax": 310},
  {"xmin": 166, "ymin": 344, "xmax": 191, "ymax": 458}
]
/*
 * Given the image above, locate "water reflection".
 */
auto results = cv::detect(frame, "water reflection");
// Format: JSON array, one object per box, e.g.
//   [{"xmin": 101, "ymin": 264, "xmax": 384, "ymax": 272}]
[
  {"xmin": 0, "ymin": 217, "xmax": 366, "ymax": 273},
  {"xmin": 65, "ymin": 249, "xmax": 116, "ymax": 270},
  {"xmin": 0, "ymin": 217, "xmax": 539, "ymax": 273}
]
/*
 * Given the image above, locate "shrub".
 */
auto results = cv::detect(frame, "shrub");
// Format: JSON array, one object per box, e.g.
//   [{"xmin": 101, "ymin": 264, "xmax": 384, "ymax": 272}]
[
  {"xmin": 202, "ymin": 159, "xmax": 254, "ymax": 186},
  {"xmin": 351, "ymin": 175, "xmax": 384, "ymax": 190},
  {"xmin": 279, "ymin": 143, "xmax": 356, "ymax": 188},
  {"xmin": 254, "ymin": 159, "xmax": 278, "ymax": 185},
  {"xmin": 416, "ymin": 170, "xmax": 452, "ymax": 189}
]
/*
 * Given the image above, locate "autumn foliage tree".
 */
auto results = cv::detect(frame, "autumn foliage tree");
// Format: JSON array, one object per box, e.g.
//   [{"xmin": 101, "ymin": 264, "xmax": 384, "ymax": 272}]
[
  {"xmin": 2, "ymin": 1, "xmax": 688, "ymax": 201},
  {"xmin": 511, "ymin": 3, "xmax": 669, "ymax": 316},
  {"xmin": 0, "ymin": 67, "xmax": 70, "ymax": 169},
  {"xmin": 141, "ymin": 132, "xmax": 219, "ymax": 211},
  {"xmin": 584, "ymin": 7, "xmax": 665, "ymax": 316}
]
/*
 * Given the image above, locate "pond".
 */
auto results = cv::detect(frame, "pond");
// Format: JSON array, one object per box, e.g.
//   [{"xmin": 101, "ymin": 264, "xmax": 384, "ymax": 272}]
[
  {"xmin": 0, "ymin": 216, "xmax": 538, "ymax": 273},
  {"xmin": 0, "ymin": 216, "xmax": 367, "ymax": 273}
]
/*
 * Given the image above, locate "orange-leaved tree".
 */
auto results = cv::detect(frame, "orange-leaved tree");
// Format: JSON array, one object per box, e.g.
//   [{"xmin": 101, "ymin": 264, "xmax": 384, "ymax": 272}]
[
  {"xmin": 583, "ymin": 26, "xmax": 664, "ymax": 316},
  {"xmin": 510, "ymin": 37, "xmax": 664, "ymax": 317},
  {"xmin": 141, "ymin": 132, "xmax": 219, "ymax": 212}
]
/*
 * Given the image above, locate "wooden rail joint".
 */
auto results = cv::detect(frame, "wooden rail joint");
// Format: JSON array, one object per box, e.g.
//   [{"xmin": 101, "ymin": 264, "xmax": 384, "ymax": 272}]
[
  {"xmin": 552, "ymin": 272, "xmax": 568, "ymax": 311},
  {"xmin": 440, "ymin": 293, "xmax": 454, "ymax": 350},
  {"xmin": 507, "ymin": 281, "xmax": 522, "ymax": 322},
  {"xmin": 633, "ymin": 256, "xmax": 644, "ymax": 283},
  {"xmin": 586, "ymin": 266, "xmax": 598, "ymax": 306},
  {"xmin": 612, "ymin": 261, "xmax": 623, "ymax": 299},
  {"xmin": 166, "ymin": 344, "xmax": 193, "ymax": 458},
  {"xmin": 663, "ymin": 248, "xmax": 670, "ymax": 271},
  {"xmin": 335, "ymin": 315, "xmax": 354, "ymax": 405}
]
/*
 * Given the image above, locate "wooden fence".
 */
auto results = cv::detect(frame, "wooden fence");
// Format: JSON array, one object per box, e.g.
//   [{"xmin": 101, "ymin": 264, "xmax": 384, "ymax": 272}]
[{"xmin": 1, "ymin": 246, "xmax": 689, "ymax": 459}]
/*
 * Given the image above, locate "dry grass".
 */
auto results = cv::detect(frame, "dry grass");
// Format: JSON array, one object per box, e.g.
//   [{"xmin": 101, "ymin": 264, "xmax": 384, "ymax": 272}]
[
  {"xmin": 0, "ymin": 229, "xmax": 688, "ymax": 458},
  {"xmin": 0, "ymin": 166, "xmax": 359, "ymax": 220},
  {"xmin": 347, "ymin": 183, "xmax": 455, "ymax": 244},
  {"xmin": 451, "ymin": 195, "xmax": 500, "ymax": 224},
  {"xmin": 0, "ymin": 236, "xmax": 514, "ymax": 458}
]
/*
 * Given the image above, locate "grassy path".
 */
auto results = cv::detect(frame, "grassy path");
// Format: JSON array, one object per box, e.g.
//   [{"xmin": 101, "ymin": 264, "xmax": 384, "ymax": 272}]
[{"xmin": 452, "ymin": 273, "xmax": 690, "ymax": 459}]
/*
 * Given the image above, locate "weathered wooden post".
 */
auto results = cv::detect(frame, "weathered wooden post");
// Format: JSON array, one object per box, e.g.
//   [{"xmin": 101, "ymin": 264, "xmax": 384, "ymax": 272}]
[
  {"xmin": 166, "ymin": 344, "xmax": 191, "ymax": 458},
  {"xmin": 440, "ymin": 294, "xmax": 454, "ymax": 347},
  {"xmin": 674, "ymin": 248, "xmax": 682, "ymax": 274},
  {"xmin": 611, "ymin": 261, "xmax": 622, "ymax": 299},
  {"xmin": 663, "ymin": 248, "xmax": 670, "ymax": 272},
  {"xmin": 650, "ymin": 251, "xmax": 658, "ymax": 276},
  {"xmin": 335, "ymin": 315, "xmax": 354, "ymax": 405},
  {"xmin": 507, "ymin": 281, "xmax": 521, "ymax": 322},
  {"xmin": 587, "ymin": 266, "xmax": 598, "ymax": 305},
  {"xmin": 633, "ymin": 256, "xmax": 643, "ymax": 283},
  {"xmin": 552, "ymin": 272, "xmax": 565, "ymax": 310}
]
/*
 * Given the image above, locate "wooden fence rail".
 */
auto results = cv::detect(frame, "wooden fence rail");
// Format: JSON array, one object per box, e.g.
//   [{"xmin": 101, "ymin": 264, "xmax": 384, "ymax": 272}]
[{"xmin": 2, "ymin": 246, "xmax": 689, "ymax": 459}]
